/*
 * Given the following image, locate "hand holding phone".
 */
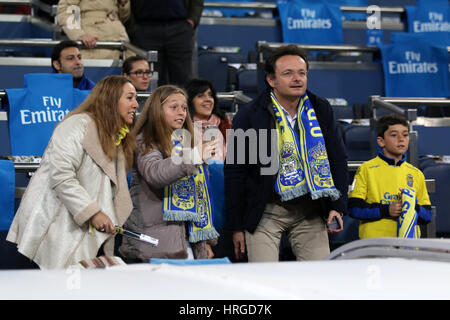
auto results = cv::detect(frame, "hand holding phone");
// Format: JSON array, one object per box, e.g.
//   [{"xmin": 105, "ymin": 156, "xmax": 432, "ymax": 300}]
[
  {"xmin": 203, "ymin": 125, "xmax": 218, "ymax": 142},
  {"xmin": 327, "ymin": 216, "xmax": 343, "ymax": 233}
]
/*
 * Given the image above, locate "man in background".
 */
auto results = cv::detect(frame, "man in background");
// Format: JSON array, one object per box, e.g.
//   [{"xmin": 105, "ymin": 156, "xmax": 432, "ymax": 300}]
[
  {"xmin": 125, "ymin": 0, "xmax": 204, "ymax": 87},
  {"xmin": 51, "ymin": 40, "xmax": 96, "ymax": 90}
]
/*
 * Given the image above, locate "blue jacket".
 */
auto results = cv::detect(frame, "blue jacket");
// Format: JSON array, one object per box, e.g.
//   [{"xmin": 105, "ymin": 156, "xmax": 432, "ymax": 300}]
[
  {"xmin": 224, "ymin": 88, "xmax": 349, "ymax": 233},
  {"xmin": 76, "ymin": 74, "xmax": 96, "ymax": 90}
]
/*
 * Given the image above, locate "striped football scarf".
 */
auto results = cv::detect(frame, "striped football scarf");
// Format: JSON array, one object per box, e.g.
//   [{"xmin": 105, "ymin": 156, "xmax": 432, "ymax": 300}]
[
  {"xmin": 398, "ymin": 188, "xmax": 421, "ymax": 238},
  {"xmin": 271, "ymin": 92, "xmax": 340, "ymax": 202},
  {"xmin": 163, "ymin": 140, "xmax": 219, "ymax": 242}
]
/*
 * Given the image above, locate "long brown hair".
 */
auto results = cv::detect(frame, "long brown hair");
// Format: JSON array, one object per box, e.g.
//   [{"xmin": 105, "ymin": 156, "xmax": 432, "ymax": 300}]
[
  {"xmin": 133, "ymin": 85, "xmax": 194, "ymax": 157},
  {"xmin": 66, "ymin": 75, "xmax": 136, "ymax": 169}
]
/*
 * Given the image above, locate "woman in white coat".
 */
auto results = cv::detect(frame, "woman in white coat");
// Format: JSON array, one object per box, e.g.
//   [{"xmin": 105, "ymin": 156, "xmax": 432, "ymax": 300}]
[{"xmin": 7, "ymin": 75, "xmax": 138, "ymax": 269}]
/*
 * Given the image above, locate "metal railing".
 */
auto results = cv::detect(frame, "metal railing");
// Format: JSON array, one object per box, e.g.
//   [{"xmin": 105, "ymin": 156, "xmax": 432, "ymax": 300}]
[
  {"xmin": 0, "ymin": 38, "xmax": 158, "ymax": 62},
  {"xmin": 257, "ymin": 40, "xmax": 450, "ymax": 57},
  {"xmin": 134, "ymin": 90, "xmax": 252, "ymax": 104},
  {"xmin": 204, "ymin": 2, "xmax": 406, "ymax": 14},
  {"xmin": 0, "ymin": 89, "xmax": 251, "ymax": 122},
  {"xmin": 257, "ymin": 40, "xmax": 380, "ymax": 56},
  {"xmin": 200, "ymin": 2, "xmax": 406, "ymax": 30}
]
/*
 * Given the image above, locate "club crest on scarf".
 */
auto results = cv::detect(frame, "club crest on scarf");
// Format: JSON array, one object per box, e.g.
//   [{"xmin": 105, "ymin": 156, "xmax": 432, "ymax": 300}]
[
  {"xmin": 280, "ymin": 142, "xmax": 304, "ymax": 186},
  {"xmin": 271, "ymin": 92, "xmax": 340, "ymax": 202},
  {"xmin": 163, "ymin": 139, "xmax": 219, "ymax": 242},
  {"xmin": 172, "ymin": 177, "xmax": 195, "ymax": 210},
  {"xmin": 194, "ymin": 180, "xmax": 209, "ymax": 228},
  {"xmin": 309, "ymin": 142, "xmax": 334, "ymax": 188}
]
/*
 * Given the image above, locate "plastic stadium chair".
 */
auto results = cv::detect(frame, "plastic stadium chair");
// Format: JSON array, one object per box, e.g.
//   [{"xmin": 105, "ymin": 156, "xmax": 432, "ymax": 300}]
[{"xmin": 423, "ymin": 163, "xmax": 450, "ymax": 236}]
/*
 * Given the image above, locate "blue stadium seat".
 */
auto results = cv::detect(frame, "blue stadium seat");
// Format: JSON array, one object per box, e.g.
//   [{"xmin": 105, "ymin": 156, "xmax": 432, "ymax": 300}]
[
  {"xmin": 419, "ymin": 156, "xmax": 438, "ymax": 171},
  {"xmin": 332, "ymin": 105, "xmax": 354, "ymax": 120},
  {"xmin": 198, "ymin": 50, "xmax": 248, "ymax": 92},
  {"xmin": 413, "ymin": 126, "xmax": 450, "ymax": 157},
  {"xmin": 422, "ymin": 163, "xmax": 450, "ymax": 236},
  {"xmin": 237, "ymin": 69, "xmax": 258, "ymax": 99},
  {"xmin": 344, "ymin": 125, "xmax": 373, "ymax": 161}
]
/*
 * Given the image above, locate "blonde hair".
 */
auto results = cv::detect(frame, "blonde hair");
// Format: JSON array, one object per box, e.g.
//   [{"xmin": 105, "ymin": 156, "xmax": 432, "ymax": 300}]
[
  {"xmin": 133, "ymin": 85, "xmax": 194, "ymax": 157},
  {"xmin": 65, "ymin": 75, "xmax": 136, "ymax": 169}
]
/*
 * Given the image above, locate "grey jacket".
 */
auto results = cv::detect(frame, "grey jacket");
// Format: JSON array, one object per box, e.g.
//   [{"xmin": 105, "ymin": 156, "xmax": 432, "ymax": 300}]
[{"xmin": 119, "ymin": 138, "xmax": 212, "ymax": 261}]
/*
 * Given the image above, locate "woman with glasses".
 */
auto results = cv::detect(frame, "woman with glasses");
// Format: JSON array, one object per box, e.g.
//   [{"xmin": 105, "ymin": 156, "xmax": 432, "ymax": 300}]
[{"xmin": 123, "ymin": 56, "xmax": 152, "ymax": 92}]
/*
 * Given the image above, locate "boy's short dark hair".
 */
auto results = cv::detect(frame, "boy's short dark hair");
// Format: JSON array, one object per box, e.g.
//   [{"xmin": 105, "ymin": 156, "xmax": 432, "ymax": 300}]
[
  {"xmin": 51, "ymin": 40, "xmax": 80, "ymax": 72},
  {"xmin": 264, "ymin": 44, "xmax": 309, "ymax": 77},
  {"xmin": 122, "ymin": 56, "xmax": 148, "ymax": 75},
  {"xmin": 376, "ymin": 114, "xmax": 410, "ymax": 138}
]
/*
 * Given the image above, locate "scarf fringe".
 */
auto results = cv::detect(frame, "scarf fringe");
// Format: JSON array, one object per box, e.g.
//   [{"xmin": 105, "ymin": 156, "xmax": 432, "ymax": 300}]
[
  {"xmin": 310, "ymin": 188, "xmax": 341, "ymax": 201},
  {"xmin": 279, "ymin": 184, "xmax": 308, "ymax": 202},
  {"xmin": 163, "ymin": 210, "xmax": 202, "ymax": 223},
  {"xmin": 188, "ymin": 227, "xmax": 220, "ymax": 243},
  {"xmin": 279, "ymin": 186, "xmax": 341, "ymax": 202}
]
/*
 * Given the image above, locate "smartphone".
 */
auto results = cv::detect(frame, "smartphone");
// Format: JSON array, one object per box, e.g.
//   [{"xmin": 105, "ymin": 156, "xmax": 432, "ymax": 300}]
[
  {"xmin": 203, "ymin": 125, "xmax": 218, "ymax": 142},
  {"xmin": 327, "ymin": 216, "xmax": 342, "ymax": 230}
]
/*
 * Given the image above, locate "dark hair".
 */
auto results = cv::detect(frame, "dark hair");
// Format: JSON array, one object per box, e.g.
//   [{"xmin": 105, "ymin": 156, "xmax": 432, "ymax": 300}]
[
  {"xmin": 376, "ymin": 114, "xmax": 410, "ymax": 138},
  {"xmin": 185, "ymin": 78, "xmax": 226, "ymax": 120},
  {"xmin": 51, "ymin": 40, "xmax": 80, "ymax": 72},
  {"xmin": 264, "ymin": 44, "xmax": 309, "ymax": 77},
  {"xmin": 122, "ymin": 56, "xmax": 149, "ymax": 75}
]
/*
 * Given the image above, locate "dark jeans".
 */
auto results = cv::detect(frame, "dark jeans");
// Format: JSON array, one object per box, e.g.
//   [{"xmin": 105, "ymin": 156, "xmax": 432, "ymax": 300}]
[
  {"xmin": 132, "ymin": 20, "xmax": 194, "ymax": 87},
  {"xmin": 0, "ymin": 231, "xmax": 39, "ymax": 269}
]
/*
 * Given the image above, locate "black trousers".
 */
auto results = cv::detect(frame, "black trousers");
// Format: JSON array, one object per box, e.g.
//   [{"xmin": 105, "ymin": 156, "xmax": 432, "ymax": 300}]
[{"xmin": 132, "ymin": 20, "xmax": 194, "ymax": 87}]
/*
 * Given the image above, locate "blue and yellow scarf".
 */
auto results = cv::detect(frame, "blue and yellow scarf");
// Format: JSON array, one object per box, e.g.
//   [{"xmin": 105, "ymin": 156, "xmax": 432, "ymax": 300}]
[
  {"xmin": 271, "ymin": 92, "xmax": 340, "ymax": 202},
  {"xmin": 163, "ymin": 140, "xmax": 219, "ymax": 243},
  {"xmin": 398, "ymin": 188, "xmax": 421, "ymax": 238}
]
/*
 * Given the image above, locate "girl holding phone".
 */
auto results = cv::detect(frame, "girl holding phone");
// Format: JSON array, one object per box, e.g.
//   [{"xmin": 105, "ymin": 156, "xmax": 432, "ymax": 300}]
[{"xmin": 119, "ymin": 85, "xmax": 219, "ymax": 262}]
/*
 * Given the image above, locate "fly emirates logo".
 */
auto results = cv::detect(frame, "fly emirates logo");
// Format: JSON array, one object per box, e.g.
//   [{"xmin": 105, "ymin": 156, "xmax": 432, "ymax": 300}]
[
  {"xmin": 288, "ymin": 8, "xmax": 332, "ymax": 30},
  {"xmin": 20, "ymin": 96, "xmax": 70, "ymax": 125},
  {"xmin": 388, "ymin": 51, "xmax": 438, "ymax": 75},
  {"xmin": 413, "ymin": 11, "xmax": 450, "ymax": 33}
]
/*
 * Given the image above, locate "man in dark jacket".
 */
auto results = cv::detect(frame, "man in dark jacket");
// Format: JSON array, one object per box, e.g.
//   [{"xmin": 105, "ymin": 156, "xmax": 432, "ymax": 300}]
[
  {"xmin": 126, "ymin": 0, "xmax": 204, "ymax": 87},
  {"xmin": 224, "ymin": 45, "xmax": 348, "ymax": 262}
]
